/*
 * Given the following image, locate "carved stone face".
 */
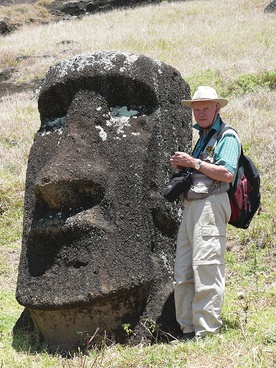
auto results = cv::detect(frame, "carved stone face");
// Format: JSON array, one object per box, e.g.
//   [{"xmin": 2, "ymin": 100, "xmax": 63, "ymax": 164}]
[{"xmin": 16, "ymin": 52, "xmax": 191, "ymax": 348}]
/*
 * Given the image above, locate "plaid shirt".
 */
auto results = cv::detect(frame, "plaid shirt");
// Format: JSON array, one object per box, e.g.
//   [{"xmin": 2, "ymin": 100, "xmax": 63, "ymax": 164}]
[{"xmin": 193, "ymin": 116, "xmax": 240, "ymax": 175}]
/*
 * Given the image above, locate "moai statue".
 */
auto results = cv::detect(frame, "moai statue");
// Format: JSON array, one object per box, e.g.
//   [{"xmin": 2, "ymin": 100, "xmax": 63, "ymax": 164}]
[{"xmin": 16, "ymin": 51, "xmax": 191, "ymax": 350}]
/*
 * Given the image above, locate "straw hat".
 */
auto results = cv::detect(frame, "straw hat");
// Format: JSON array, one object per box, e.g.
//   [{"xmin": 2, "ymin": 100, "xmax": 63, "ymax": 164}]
[{"xmin": 181, "ymin": 86, "xmax": 228, "ymax": 108}]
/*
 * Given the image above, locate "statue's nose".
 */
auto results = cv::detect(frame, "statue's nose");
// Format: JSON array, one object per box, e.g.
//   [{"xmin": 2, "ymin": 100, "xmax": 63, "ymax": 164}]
[{"xmin": 34, "ymin": 177, "xmax": 105, "ymax": 210}]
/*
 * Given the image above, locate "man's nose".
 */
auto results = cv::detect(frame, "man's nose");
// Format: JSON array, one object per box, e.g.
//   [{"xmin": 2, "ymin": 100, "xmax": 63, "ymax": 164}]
[{"xmin": 197, "ymin": 110, "xmax": 205, "ymax": 117}]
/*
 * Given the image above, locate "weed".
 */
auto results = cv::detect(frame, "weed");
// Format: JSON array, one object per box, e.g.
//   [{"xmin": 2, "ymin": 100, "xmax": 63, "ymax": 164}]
[{"xmin": 122, "ymin": 323, "xmax": 133, "ymax": 341}]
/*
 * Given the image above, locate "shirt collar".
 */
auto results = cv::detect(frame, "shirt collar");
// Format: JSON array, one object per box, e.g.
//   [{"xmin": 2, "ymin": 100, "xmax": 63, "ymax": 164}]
[{"xmin": 193, "ymin": 115, "xmax": 222, "ymax": 137}]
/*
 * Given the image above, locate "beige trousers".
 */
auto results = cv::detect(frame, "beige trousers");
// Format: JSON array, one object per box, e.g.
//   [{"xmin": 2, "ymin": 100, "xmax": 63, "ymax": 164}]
[{"xmin": 174, "ymin": 192, "xmax": 231, "ymax": 337}]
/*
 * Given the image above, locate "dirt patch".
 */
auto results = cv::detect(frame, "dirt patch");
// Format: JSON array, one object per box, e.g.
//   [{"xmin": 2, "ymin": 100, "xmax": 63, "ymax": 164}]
[
  {"xmin": 0, "ymin": 68, "xmax": 42, "ymax": 101},
  {"xmin": 0, "ymin": 79, "xmax": 42, "ymax": 100}
]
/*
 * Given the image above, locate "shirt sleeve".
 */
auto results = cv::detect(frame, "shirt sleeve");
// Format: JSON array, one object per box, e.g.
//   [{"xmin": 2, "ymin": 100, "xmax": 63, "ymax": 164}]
[{"xmin": 214, "ymin": 133, "xmax": 241, "ymax": 175}]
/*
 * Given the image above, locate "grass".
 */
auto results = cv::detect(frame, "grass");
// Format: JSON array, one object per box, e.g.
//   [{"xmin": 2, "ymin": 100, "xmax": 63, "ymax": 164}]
[
  {"xmin": 0, "ymin": 0, "xmax": 275, "ymax": 366},
  {"xmin": 0, "ymin": 2, "xmax": 52, "ymax": 33}
]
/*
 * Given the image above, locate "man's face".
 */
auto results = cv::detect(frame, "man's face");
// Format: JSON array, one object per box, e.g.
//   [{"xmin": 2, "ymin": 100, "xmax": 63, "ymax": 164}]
[{"xmin": 192, "ymin": 101, "xmax": 219, "ymax": 130}]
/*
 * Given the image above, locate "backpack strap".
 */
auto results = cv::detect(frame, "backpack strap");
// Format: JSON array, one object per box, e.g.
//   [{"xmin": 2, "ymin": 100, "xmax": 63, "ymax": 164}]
[
  {"xmin": 216, "ymin": 124, "xmax": 243, "ymax": 192},
  {"xmin": 216, "ymin": 124, "xmax": 242, "ymax": 154}
]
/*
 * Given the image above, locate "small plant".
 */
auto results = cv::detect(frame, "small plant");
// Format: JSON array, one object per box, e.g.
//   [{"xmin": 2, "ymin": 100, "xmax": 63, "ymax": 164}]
[
  {"xmin": 122, "ymin": 323, "xmax": 133, "ymax": 335},
  {"xmin": 122, "ymin": 323, "xmax": 133, "ymax": 343}
]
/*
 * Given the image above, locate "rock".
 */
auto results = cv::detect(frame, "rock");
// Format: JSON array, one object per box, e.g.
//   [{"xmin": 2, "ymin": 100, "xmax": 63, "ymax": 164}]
[
  {"xmin": 0, "ymin": 19, "xmax": 10, "ymax": 35},
  {"xmin": 264, "ymin": 1, "xmax": 276, "ymax": 13},
  {"xmin": 60, "ymin": 1, "xmax": 88, "ymax": 16},
  {"xmin": 15, "ymin": 50, "xmax": 192, "ymax": 350},
  {"xmin": 237, "ymin": 291, "xmax": 245, "ymax": 300},
  {"xmin": 86, "ymin": 0, "xmax": 159, "ymax": 14},
  {"xmin": 60, "ymin": 0, "xmax": 162, "ymax": 16}
]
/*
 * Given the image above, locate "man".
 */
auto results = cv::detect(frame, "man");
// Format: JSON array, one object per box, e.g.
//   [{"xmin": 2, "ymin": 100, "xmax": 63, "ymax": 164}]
[{"xmin": 170, "ymin": 86, "xmax": 240, "ymax": 341}]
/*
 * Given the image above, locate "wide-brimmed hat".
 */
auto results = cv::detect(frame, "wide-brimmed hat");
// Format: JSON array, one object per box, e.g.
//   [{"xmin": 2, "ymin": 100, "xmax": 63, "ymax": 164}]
[{"xmin": 181, "ymin": 86, "xmax": 228, "ymax": 108}]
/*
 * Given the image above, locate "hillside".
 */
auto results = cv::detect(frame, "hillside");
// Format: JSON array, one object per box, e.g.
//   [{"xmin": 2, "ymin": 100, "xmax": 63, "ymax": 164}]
[
  {"xmin": 0, "ymin": 0, "xmax": 275, "ymax": 367},
  {"xmin": 0, "ymin": 0, "xmax": 160, "ymax": 98}
]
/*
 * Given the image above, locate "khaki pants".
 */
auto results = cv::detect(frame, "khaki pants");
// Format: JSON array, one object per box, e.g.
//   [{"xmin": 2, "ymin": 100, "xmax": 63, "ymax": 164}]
[{"xmin": 174, "ymin": 192, "xmax": 231, "ymax": 337}]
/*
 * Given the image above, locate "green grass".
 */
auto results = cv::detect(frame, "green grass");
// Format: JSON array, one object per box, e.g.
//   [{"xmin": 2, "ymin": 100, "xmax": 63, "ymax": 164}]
[{"xmin": 0, "ymin": 0, "xmax": 275, "ymax": 366}]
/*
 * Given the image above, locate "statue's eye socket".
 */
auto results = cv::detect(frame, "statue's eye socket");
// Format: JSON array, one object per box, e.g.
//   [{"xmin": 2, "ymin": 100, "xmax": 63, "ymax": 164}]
[{"xmin": 38, "ymin": 76, "xmax": 159, "ymax": 125}]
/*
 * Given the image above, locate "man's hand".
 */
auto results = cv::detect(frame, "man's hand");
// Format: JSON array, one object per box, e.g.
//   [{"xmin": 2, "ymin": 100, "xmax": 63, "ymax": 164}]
[
  {"xmin": 170, "ymin": 151, "xmax": 234, "ymax": 183},
  {"xmin": 170, "ymin": 152, "xmax": 195, "ymax": 169}
]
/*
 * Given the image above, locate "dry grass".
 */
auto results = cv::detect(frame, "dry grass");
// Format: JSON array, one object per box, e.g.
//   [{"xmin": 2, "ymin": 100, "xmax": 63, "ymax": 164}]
[
  {"xmin": 0, "ymin": 92, "xmax": 39, "ymax": 260},
  {"xmin": 0, "ymin": 0, "xmax": 275, "ymax": 86},
  {"xmin": 0, "ymin": 2, "xmax": 52, "ymax": 31},
  {"xmin": 0, "ymin": 0, "xmax": 275, "ymax": 367}
]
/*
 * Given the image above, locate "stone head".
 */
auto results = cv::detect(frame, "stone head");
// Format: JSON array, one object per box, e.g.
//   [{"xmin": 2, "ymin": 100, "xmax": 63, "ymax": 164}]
[{"xmin": 16, "ymin": 51, "xmax": 191, "ymax": 348}]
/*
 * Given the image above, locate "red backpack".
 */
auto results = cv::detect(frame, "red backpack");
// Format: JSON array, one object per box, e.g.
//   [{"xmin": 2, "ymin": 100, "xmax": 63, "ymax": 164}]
[{"xmin": 218, "ymin": 126, "xmax": 261, "ymax": 229}]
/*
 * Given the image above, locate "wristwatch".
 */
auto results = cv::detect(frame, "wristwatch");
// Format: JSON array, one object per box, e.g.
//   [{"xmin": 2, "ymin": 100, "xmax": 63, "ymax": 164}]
[{"xmin": 195, "ymin": 159, "xmax": 202, "ymax": 170}]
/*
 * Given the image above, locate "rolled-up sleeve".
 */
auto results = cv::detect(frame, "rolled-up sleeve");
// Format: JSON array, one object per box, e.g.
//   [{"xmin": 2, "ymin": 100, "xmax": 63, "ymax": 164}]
[{"xmin": 214, "ymin": 134, "xmax": 241, "ymax": 175}]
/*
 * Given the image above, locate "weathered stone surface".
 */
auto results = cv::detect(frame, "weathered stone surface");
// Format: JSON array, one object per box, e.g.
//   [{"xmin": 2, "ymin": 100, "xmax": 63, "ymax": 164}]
[
  {"xmin": 61, "ymin": 0, "xmax": 161, "ymax": 16},
  {"xmin": 60, "ymin": 0, "xmax": 88, "ymax": 16},
  {"xmin": 264, "ymin": 1, "xmax": 276, "ymax": 13},
  {"xmin": 16, "ymin": 51, "xmax": 191, "ymax": 350}
]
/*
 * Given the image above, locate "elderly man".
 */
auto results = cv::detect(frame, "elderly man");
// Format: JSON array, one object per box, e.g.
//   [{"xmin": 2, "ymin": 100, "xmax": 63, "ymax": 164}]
[{"xmin": 170, "ymin": 86, "xmax": 240, "ymax": 341}]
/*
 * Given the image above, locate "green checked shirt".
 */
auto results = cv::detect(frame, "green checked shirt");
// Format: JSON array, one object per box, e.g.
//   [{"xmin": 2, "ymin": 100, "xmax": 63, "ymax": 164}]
[{"xmin": 192, "ymin": 115, "xmax": 240, "ymax": 176}]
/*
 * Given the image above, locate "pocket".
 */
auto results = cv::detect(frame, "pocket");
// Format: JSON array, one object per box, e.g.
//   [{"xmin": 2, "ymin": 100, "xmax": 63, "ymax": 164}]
[
  {"xmin": 193, "ymin": 225, "xmax": 226, "ymax": 264},
  {"xmin": 201, "ymin": 225, "xmax": 226, "ymax": 238}
]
